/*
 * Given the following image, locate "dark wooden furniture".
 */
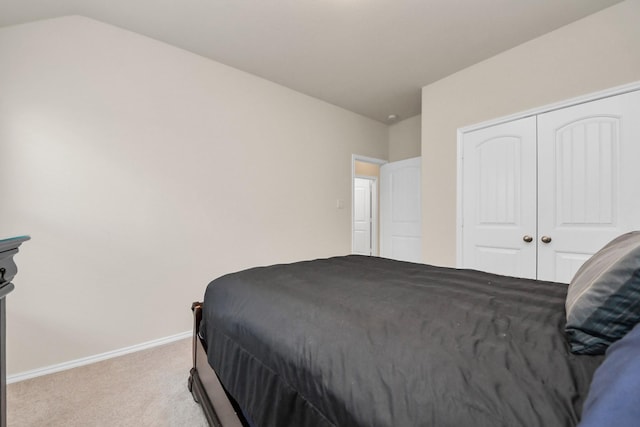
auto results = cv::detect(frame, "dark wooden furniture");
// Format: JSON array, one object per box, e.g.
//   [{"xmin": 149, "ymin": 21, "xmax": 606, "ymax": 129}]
[{"xmin": 0, "ymin": 236, "xmax": 29, "ymax": 427}]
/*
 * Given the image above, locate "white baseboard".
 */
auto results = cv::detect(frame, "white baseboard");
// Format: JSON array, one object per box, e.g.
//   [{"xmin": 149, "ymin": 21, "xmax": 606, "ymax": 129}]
[{"xmin": 7, "ymin": 330, "xmax": 191, "ymax": 384}]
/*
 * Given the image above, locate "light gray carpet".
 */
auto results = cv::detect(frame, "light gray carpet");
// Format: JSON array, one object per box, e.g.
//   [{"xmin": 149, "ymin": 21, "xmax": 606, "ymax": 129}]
[{"xmin": 7, "ymin": 338, "xmax": 208, "ymax": 426}]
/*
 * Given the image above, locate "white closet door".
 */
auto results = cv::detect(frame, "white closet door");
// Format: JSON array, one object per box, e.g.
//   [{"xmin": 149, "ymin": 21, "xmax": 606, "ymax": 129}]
[
  {"xmin": 461, "ymin": 117, "xmax": 537, "ymax": 279},
  {"xmin": 537, "ymin": 90, "xmax": 640, "ymax": 283},
  {"xmin": 380, "ymin": 157, "xmax": 422, "ymax": 263}
]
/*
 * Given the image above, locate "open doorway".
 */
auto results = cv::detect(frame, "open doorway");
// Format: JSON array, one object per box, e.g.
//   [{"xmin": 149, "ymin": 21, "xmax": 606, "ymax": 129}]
[{"xmin": 351, "ymin": 155, "xmax": 386, "ymax": 256}]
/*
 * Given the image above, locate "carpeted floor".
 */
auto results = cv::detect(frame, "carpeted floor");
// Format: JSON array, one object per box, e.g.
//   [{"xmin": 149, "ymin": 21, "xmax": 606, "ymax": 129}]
[{"xmin": 7, "ymin": 338, "xmax": 208, "ymax": 426}]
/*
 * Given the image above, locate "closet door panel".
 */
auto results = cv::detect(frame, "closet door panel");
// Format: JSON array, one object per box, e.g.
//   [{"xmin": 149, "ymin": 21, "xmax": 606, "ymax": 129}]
[
  {"xmin": 537, "ymin": 90, "xmax": 640, "ymax": 283},
  {"xmin": 461, "ymin": 117, "xmax": 537, "ymax": 279}
]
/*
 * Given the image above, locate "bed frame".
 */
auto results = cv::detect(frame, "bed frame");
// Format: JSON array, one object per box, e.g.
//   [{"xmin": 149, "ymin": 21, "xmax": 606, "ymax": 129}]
[
  {"xmin": 188, "ymin": 302, "xmax": 246, "ymax": 427},
  {"xmin": 0, "ymin": 236, "xmax": 30, "ymax": 427}
]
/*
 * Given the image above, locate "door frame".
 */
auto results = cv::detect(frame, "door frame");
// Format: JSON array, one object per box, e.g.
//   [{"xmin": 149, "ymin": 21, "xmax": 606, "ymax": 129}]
[
  {"xmin": 352, "ymin": 154, "xmax": 386, "ymax": 256},
  {"xmin": 456, "ymin": 80, "xmax": 640, "ymax": 267}
]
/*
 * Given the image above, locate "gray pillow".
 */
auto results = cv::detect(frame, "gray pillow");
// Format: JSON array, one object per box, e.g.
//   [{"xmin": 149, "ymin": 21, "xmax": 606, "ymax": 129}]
[{"xmin": 565, "ymin": 231, "xmax": 640, "ymax": 355}]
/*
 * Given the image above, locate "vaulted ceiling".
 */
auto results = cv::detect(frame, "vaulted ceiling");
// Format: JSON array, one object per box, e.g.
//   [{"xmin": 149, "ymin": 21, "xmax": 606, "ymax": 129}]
[{"xmin": 0, "ymin": 0, "xmax": 623, "ymax": 122}]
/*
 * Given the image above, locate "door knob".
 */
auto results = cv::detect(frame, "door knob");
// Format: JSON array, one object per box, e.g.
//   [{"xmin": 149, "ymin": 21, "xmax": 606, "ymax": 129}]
[
  {"xmin": 541, "ymin": 236, "xmax": 552, "ymax": 244},
  {"xmin": 523, "ymin": 235, "xmax": 533, "ymax": 243}
]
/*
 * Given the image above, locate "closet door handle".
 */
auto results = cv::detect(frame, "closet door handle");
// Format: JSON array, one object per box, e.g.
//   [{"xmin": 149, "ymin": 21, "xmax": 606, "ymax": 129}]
[
  {"xmin": 541, "ymin": 236, "xmax": 552, "ymax": 244},
  {"xmin": 523, "ymin": 235, "xmax": 533, "ymax": 243}
]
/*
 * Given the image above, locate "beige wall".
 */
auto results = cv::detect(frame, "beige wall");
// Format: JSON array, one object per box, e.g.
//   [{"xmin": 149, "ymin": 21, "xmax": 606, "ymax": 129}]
[
  {"xmin": 421, "ymin": 0, "xmax": 640, "ymax": 267},
  {"xmin": 388, "ymin": 115, "xmax": 421, "ymax": 162},
  {"xmin": 0, "ymin": 16, "xmax": 387, "ymax": 375}
]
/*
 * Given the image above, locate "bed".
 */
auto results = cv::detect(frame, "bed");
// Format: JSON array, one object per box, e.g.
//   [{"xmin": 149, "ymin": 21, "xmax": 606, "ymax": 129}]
[{"xmin": 188, "ymin": 235, "xmax": 640, "ymax": 427}]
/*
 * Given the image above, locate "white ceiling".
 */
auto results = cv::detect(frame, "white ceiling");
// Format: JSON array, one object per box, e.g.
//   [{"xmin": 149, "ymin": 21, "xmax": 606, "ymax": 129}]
[{"xmin": 0, "ymin": 0, "xmax": 624, "ymax": 123}]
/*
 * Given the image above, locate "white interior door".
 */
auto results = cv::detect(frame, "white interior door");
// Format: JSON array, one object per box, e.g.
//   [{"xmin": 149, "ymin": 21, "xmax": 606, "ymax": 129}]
[
  {"xmin": 537, "ymin": 90, "xmax": 640, "ymax": 282},
  {"xmin": 353, "ymin": 177, "xmax": 373, "ymax": 255},
  {"xmin": 380, "ymin": 157, "xmax": 422, "ymax": 263},
  {"xmin": 461, "ymin": 117, "xmax": 537, "ymax": 279}
]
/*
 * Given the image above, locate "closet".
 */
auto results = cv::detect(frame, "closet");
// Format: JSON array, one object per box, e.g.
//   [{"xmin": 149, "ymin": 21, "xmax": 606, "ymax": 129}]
[{"xmin": 459, "ymin": 88, "xmax": 640, "ymax": 283}]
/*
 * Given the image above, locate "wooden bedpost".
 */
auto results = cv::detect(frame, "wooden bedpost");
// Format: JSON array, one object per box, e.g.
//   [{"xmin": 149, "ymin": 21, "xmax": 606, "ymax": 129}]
[
  {"xmin": 0, "ymin": 236, "xmax": 30, "ymax": 427},
  {"xmin": 191, "ymin": 302, "xmax": 203, "ymax": 370},
  {"xmin": 189, "ymin": 301, "xmax": 245, "ymax": 427}
]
